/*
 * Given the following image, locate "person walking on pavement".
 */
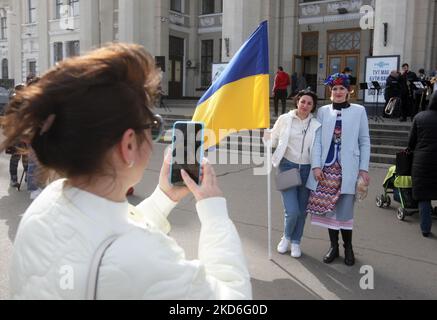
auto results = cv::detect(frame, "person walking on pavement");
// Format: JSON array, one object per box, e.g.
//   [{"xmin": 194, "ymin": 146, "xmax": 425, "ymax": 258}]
[
  {"xmin": 1, "ymin": 43, "xmax": 251, "ymax": 300},
  {"xmin": 273, "ymin": 67, "xmax": 290, "ymax": 117},
  {"xmin": 407, "ymin": 92, "xmax": 437, "ymax": 238},
  {"xmin": 264, "ymin": 90, "xmax": 321, "ymax": 258},
  {"xmin": 306, "ymin": 73, "xmax": 371, "ymax": 266},
  {"xmin": 5, "ymin": 84, "xmax": 28, "ymax": 188}
]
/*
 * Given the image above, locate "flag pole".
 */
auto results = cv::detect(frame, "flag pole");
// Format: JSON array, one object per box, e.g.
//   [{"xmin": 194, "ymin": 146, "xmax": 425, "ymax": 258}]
[{"xmin": 267, "ymin": 139, "xmax": 272, "ymax": 261}]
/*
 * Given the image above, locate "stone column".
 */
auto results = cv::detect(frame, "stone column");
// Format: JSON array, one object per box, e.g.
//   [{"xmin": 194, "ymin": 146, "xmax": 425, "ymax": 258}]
[
  {"xmin": 279, "ymin": 0, "xmax": 299, "ymax": 75},
  {"xmin": 37, "ymin": 0, "xmax": 49, "ymax": 74},
  {"xmin": 99, "ymin": 0, "xmax": 115, "ymax": 44},
  {"xmin": 9, "ymin": 1, "xmax": 22, "ymax": 82},
  {"xmin": 373, "ymin": 0, "xmax": 435, "ymax": 71},
  {"xmin": 79, "ymin": 0, "xmax": 100, "ymax": 54},
  {"xmin": 222, "ymin": 0, "xmax": 265, "ymax": 61}
]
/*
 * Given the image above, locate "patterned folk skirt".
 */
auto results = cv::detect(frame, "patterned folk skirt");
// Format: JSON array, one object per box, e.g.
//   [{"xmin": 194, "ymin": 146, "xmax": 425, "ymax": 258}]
[{"xmin": 307, "ymin": 162, "xmax": 355, "ymax": 230}]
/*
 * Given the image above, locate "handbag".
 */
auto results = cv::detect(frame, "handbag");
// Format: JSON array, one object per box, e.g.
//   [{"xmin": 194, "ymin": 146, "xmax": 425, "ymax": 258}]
[
  {"xmin": 275, "ymin": 119, "xmax": 312, "ymax": 191},
  {"xmin": 396, "ymin": 149, "xmax": 413, "ymax": 176}
]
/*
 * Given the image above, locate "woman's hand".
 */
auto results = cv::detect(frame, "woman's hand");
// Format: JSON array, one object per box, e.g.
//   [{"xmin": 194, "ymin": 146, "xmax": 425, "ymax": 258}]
[
  {"xmin": 159, "ymin": 148, "xmax": 190, "ymax": 202},
  {"xmin": 181, "ymin": 160, "xmax": 223, "ymax": 202},
  {"xmin": 313, "ymin": 168, "xmax": 325, "ymax": 182},
  {"xmin": 359, "ymin": 170, "xmax": 370, "ymax": 186}
]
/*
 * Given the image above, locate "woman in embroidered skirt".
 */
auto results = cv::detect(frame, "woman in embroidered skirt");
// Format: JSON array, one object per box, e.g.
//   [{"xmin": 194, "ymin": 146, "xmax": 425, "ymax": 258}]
[
  {"xmin": 264, "ymin": 90, "xmax": 321, "ymax": 258},
  {"xmin": 306, "ymin": 73, "xmax": 371, "ymax": 266}
]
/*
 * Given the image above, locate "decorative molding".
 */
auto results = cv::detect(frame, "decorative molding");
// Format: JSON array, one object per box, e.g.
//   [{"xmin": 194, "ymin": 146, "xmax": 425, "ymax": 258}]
[
  {"xmin": 327, "ymin": 0, "xmax": 363, "ymax": 14},
  {"xmin": 301, "ymin": 4, "xmax": 320, "ymax": 17},
  {"xmin": 299, "ymin": 13, "xmax": 363, "ymax": 25}
]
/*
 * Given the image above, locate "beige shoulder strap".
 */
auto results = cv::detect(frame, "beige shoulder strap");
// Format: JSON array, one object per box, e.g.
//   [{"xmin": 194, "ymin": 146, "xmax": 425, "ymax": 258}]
[{"xmin": 86, "ymin": 235, "xmax": 119, "ymax": 300}]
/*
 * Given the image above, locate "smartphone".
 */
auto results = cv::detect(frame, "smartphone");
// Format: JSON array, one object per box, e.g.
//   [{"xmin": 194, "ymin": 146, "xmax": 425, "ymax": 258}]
[{"xmin": 170, "ymin": 121, "xmax": 204, "ymax": 186}]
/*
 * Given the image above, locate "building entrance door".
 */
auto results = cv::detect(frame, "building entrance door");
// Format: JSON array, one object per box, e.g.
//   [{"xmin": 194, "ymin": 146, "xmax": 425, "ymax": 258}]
[
  {"xmin": 169, "ymin": 36, "xmax": 184, "ymax": 98},
  {"xmin": 293, "ymin": 55, "xmax": 318, "ymax": 95},
  {"xmin": 327, "ymin": 54, "xmax": 359, "ymax": 100}
]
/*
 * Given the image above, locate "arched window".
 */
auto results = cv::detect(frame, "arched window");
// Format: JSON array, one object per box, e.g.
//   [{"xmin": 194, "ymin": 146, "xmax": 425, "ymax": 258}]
[{"xmin": 2, "ymin": 58, "xmax": 8, "ymax": 79}]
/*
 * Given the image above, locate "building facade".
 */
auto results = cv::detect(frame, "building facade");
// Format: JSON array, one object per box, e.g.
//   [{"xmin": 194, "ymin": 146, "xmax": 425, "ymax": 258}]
[{"xmin": 0, "ymin": 0, "xmax": 436, "ymax": 99}]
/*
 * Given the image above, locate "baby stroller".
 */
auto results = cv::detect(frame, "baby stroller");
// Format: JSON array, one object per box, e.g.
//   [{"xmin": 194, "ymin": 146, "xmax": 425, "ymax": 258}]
[{"xmin": 376, "ymin": 166, "xmax": 419, "ymax": 221}]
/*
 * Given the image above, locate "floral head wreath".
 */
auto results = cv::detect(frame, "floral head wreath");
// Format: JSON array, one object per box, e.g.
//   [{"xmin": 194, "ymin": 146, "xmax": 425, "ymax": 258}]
[{"xmin": 324, "ymin": 73, "xmax": 351, "ymax": 89}]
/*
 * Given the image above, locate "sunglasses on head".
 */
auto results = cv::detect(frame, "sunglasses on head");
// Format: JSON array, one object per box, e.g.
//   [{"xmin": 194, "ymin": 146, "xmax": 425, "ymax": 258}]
[{"xmin": 138, "ymin": 114, "xmax": 164, "ymax": 142}]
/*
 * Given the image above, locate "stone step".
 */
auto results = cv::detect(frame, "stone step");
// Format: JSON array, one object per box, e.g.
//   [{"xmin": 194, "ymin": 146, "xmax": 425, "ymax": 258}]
[
  {"xmin": 371, "ymin": 145, "xmax": 405, "ymax": 156},
  {"xmin": 369, "ymin": 123, "xmax": 412, "ymax": 131},
  {"xmin": 370, "ymin": 153, "xmax": 396, "ymax": 165},
  {"xmin": 370, "ymin": 129, "xmax": 410, "ymax": 139},
  {"xmin": 370, "ymin": 138, "xmax": 408, "ymax": 147}
]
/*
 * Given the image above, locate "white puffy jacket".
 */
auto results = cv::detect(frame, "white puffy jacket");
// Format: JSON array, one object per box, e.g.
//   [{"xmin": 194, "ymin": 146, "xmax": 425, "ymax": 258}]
[{"xmin": 10, "ymin": 180, "xmax": 252, "ymax": 300}]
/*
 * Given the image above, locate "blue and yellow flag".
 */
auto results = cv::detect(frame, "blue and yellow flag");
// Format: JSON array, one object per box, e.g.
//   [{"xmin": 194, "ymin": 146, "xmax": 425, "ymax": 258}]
[{"xmin": 193, "ymin": 21, "xmax": 270, "ymax": 149}]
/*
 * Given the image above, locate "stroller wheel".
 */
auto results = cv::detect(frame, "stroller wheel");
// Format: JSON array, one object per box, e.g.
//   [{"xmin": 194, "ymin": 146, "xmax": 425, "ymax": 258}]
[
  {"xmin": 397, "ymin": 208, "xmax": 406, "ymax": 221},
  {"xmin": 376, "ymin": 196, "xmax": 384, "ymax": 208},
  {"xmin": 383, "ymin": 196, "xmax": 391, "ymax": 208}
]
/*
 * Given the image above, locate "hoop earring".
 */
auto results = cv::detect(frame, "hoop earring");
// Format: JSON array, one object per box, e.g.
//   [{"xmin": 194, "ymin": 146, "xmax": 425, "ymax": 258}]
[{"xmin": 128, "ymin": 161, "xmax": 135, "ymax": 169}]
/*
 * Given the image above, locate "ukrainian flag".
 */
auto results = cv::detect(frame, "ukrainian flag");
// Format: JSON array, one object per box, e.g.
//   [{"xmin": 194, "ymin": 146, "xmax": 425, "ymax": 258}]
[{"xmin": 193, "ymin": 21, "xmax": 270, "ymax": 149}]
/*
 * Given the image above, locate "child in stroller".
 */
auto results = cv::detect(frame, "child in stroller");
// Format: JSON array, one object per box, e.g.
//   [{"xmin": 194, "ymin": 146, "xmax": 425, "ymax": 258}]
[{"xmin": 376, "ymin": 166, "xmax": 437, "ymax": 221}]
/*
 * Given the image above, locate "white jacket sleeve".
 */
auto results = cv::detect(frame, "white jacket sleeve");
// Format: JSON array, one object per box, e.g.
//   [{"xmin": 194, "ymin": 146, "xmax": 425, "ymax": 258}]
[
  {"xmin": 97, "ymin": 197, "xmax": 252, "ymax": 300},
  {"xmin": 263, "ymin": 116, "xmax": 282, "ymax": 148},
  {"xmin": 134, "ymin": 186, "xmax": 178, "ymax": 234}
]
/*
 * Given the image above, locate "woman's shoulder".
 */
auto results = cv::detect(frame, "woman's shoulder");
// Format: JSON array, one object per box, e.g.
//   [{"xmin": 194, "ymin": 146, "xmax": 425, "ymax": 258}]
[{"xmin": 350, "ymin": 103, "xmax": 366, "ymax": 112}]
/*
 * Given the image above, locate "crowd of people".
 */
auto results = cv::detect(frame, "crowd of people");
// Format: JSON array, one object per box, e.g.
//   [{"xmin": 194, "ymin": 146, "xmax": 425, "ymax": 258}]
[
  {"xmin": 384, "ymin": 63, "xmax": 437, "ymax": 121},
  {"xmin": 0, "ymin": 42, "xmax": 435, "ymax": 299}
]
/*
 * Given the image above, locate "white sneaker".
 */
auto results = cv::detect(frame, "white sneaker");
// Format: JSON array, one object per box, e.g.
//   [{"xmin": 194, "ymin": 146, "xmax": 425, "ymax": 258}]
[
  {"xmin": 30, "ymin": 188, "xmax": 43, "ymax": 200},
  {"xmin": 291, "ymin": 244, "xmax": 302, "ymax": 258},
  {"xmin": 277, "ymin": 237, "xmax": 291, "ymax": 254}
]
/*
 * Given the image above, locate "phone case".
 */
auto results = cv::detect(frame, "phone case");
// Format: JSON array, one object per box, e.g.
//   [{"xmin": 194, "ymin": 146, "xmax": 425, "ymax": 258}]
[{"xmin": 169, "ymin": 121, "xmax": 204, "ymax": 186}]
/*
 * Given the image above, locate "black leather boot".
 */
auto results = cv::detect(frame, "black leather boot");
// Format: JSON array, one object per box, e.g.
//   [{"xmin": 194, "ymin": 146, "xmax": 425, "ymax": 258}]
[
  {"xmin": 323, "ymin": 229, "xmax": 340, "ymax": 264},
  {"xmin": 341, "ymin": 230, "xmax": 355, "ymax": 266}
]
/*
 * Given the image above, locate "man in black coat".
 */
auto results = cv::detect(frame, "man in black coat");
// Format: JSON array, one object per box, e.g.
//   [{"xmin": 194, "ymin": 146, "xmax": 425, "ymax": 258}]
[
  {"xmin": 408, "ymin": 92, "xmax": 437, "ymax": 237},
  {"xmin": 400, "ymin": 63, "xmax": 418, "ymax": 122}
]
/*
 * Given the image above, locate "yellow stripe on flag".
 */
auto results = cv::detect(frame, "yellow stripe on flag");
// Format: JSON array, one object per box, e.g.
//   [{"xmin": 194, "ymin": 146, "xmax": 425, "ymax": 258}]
[{"xmin": 193, "ymin": 74, "xmax": 270, "ymax": 149}]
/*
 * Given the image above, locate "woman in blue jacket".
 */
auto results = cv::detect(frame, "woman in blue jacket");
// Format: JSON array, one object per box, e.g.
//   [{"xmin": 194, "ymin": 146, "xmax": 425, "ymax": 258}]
[{"xmin": 306, "ymin": 73, "xmax": 371, "ymax": 266}]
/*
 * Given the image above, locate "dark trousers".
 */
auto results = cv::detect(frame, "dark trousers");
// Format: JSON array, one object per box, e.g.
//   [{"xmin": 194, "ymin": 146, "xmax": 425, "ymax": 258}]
[
  {"xmin": 10, "ymin": 154, "xmax": 28, "ymax": 182},
  {"xmin": 419, "ymin": 201, "xmax": 433, "ymax": 234},
  {"xmin": 400, "ymin": 95, "xmax": 413, "ymax": 119},
  {"xmin": 274, "ymin": 89, "xmax": 288, "ymax": 116}
]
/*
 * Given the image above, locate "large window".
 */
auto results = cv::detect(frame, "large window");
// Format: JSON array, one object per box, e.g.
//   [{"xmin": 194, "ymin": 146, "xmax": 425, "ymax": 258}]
[
  {"xmin": 28, "ymin": 0, "xmax": 37, "ymax": 23},
  {"xmin": 68, "ymin": 0, "xmax": 80, "ymax": 17},
  {"xmin": 2, "ymin": 59, "xmax": 8, "ymax": 79},
  {"xmin": 201, "ymin": 40, "xmax": 214, "ymax": 87},
  {"xmin": 202, "ymin": 0, "xmax": 215, "ymax": 14},
  {"xmin": 28, "ymin": 60, "xmax": 37, "ymax": 77},
  {"xmin": 54, "ymin": 42, "xmax": 63, "ymax": 63},
  {"xmin": 170, "ymin": 0, "xmax": 182, "ymax": 13},
  {"xmin": 0, "ymin": 17, "xmax": 7, "ymax": 40},
  {"xmin": 66, "ymin": 40, "xmax": 80, "ymax": 57},
  {"xmin": 55, "ymin": 0, "xmax": 63, "ymax": 19}
]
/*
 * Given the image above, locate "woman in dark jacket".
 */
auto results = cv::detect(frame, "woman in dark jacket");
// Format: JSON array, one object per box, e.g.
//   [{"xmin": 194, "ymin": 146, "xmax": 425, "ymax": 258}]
[{"xmin": 408, "ymin": 92, "xmax": 437, "ymax": 237}]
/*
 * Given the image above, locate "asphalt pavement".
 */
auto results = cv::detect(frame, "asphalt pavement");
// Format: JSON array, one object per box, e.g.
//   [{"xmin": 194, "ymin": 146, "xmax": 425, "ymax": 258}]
[{"xmin": 0, "ymin": 144, "xmax": 436, "ymax": 300}]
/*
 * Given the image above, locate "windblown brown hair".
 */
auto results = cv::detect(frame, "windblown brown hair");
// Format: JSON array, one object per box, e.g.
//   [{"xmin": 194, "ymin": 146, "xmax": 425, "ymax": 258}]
[{"xmin": 0, "ymin": 43, "xmax": 161, "ymax": 178}]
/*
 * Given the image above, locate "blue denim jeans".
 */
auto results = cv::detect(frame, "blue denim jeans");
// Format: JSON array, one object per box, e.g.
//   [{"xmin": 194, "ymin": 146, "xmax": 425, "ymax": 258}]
[
  {"xmin": 419, "ymin": 201, "xmax": 433, "ymax": 234},
  {"xmin": 27, "ymin": 157, "xmax": 39, "ymax": 192},
  {"xmin": 279, "ymin": 159, "xmax": 311, "ymax": 244}
]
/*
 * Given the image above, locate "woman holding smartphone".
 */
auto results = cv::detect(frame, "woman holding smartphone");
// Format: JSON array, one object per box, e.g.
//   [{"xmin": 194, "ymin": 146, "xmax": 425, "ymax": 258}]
[{"xmin": 2, "ymin": 43, "xmax": 251, "ymax": 300}]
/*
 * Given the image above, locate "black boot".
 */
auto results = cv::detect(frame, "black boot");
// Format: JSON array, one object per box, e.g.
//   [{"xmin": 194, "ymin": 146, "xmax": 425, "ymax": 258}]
[
  {"xmin": 323, "ymin": 229, "xmax": 340, "ymax": 264},
  {"xmin": 341, "ymin": 230, "xmax": 355, "ymax": 266}
]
